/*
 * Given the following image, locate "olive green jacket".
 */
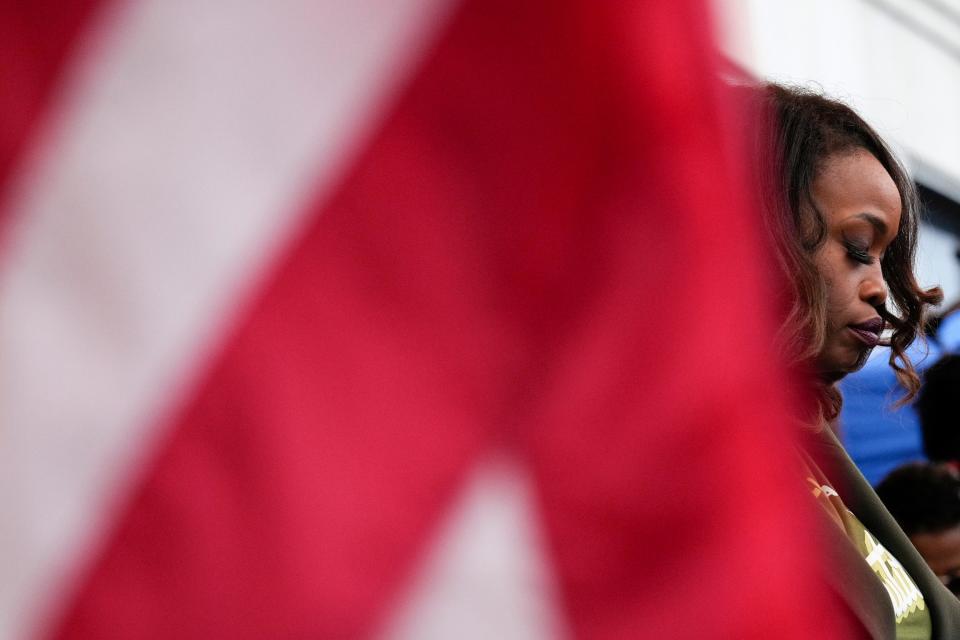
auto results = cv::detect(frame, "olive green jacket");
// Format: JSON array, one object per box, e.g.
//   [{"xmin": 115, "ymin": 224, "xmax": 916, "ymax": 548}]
[{"xmin": 803, "ymin": 426, "xmax": 960, "ymax": 639}]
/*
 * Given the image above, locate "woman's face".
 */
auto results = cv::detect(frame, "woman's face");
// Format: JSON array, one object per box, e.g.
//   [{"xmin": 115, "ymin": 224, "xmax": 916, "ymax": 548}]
[{"xmin": 810, "ymin": 148, "xmax": 902, "ymax": 381}]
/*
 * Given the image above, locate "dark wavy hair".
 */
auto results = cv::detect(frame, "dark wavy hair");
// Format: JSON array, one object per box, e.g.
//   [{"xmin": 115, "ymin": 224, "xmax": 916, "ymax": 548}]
[{"xmin": 751, "ymin": 83, "xmax": 941, "ymax": 421}]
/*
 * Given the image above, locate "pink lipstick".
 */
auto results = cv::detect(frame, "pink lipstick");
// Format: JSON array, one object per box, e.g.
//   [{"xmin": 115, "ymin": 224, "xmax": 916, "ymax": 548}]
[{"xmin": 849, "ymin": 317, "xmax": 884, "ymax": 347}]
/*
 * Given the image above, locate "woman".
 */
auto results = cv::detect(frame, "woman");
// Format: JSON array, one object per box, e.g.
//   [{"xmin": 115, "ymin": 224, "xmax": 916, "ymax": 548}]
[{"xmin": 755, "ymin": 84, "xmax": 960, "ymax": 639}]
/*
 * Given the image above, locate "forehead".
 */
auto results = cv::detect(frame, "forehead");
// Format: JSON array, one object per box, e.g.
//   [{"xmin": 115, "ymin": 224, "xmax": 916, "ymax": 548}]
[
  {"xmin": 813, "ymin": 149, "xmax": 903, "ymax": 235},
  {"xmin": 912, "ymin": 526, "xmax": 960, "ymax": 571}
]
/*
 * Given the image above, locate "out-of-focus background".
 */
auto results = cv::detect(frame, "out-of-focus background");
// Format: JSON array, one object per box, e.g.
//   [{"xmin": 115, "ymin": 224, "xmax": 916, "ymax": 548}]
[{"xmin": 719, "ymin": 0, "xmax": 960, "ymax": 485}]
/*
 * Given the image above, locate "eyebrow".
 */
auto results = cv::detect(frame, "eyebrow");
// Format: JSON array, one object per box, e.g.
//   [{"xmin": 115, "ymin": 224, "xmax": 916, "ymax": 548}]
[{"xmin": 854, "ymin": 212, "xmax": 890, "ymax": 237}]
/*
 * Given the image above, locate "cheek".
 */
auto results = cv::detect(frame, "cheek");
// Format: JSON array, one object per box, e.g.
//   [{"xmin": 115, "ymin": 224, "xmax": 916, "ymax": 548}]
[
  {"xmin": 820, "ymin": 273, "xmax": 858, "ymax": 331},
  {"xmin": 813, "ymin": 249, "xmax": 857, "ymax": 330},
  {"xmin": 818, "ymin": 269, "xmax": 841, "ymax": 315}
]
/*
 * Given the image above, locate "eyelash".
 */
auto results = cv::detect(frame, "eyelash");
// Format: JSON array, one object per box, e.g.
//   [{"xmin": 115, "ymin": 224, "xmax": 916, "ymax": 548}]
[{"xmin": 844, "ymin": 241, "xmax": 876, "ymax": 265}]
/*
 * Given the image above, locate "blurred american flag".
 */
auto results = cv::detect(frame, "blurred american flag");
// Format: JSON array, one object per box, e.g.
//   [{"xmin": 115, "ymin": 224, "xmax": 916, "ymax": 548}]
[{"xmin": 1, "ymin": 1, "xmax": 856, "ymax": 638}]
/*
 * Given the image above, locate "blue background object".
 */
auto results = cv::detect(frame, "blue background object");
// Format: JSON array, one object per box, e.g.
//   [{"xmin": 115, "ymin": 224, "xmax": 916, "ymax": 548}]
[{"xmin": 840, "ymin": 312, "xmax": 960, "ymax": 486}]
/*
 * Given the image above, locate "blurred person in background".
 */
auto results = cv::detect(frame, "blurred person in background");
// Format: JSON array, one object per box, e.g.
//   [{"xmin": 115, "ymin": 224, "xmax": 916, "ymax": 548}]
[
  {"xmin": 878, "ymin": 462, "xmax": 960, "ymax": 597},
  {"xmin": 918, "ymin": 354, "xmax": 960, "ymax": 467},
  {"xmin": 752, "ymin": 82, "xmax": 960, "ymax": 638}
]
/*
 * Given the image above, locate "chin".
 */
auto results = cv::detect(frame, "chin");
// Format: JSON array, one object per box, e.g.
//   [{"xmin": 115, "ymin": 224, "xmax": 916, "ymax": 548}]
[
  {"xmin": 820, "ymin": 369, "xmax": 848, "ymax": 384},
  {"xmin": 850, "ymin": 347, "xmax": 873, "ymax": 372},
  {"xmin": 817, "ymin": 347, "xmax": 872, "ymax": 383}
]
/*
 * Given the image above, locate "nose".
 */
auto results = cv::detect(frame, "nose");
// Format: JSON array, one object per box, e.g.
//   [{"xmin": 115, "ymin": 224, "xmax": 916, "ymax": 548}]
[{"xmin": 859, "ymin": 263, "xmax": 888, "ymax": 309}]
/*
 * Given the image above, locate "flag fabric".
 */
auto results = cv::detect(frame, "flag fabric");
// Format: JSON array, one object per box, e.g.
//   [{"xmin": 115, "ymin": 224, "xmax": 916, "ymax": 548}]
[{"xmin": 1, "ymin": 1, "xmax": 859, "ymax": 638}]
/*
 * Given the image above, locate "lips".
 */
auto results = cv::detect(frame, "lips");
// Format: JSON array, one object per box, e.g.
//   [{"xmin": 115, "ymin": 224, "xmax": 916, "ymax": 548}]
[{"xmin": 849, "ymin": 317, "xmax": 884, "ymax": 348}]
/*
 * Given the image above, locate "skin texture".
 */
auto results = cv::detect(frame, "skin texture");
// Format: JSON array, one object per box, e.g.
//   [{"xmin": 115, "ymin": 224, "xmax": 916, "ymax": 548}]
[
  {"xmin": 910, "ymin": 526, "xmax": 960, "ymax": 590},
  {"xmin": 810, "ymin": 149, "xmax": 903, "ymax": 381}
]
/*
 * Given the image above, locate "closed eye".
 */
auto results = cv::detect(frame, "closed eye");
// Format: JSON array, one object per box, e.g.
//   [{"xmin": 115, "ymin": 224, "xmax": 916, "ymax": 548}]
[{"xmin": 843, "ymin": 240, "xmax": 875, "ymax": 265}]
